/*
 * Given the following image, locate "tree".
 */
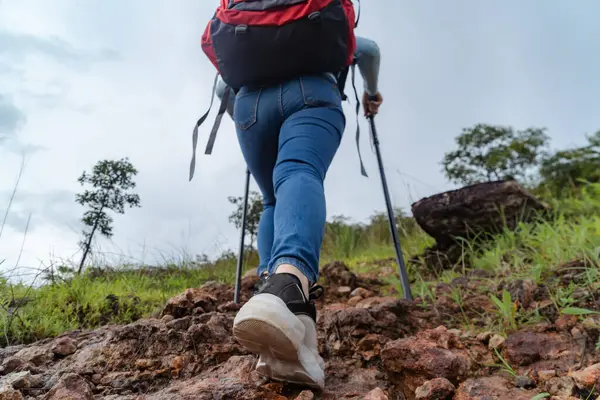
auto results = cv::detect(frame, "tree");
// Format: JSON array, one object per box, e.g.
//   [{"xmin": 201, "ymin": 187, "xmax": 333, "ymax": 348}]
[
  {"xmin": 539, "ymin": 130, "xmax": 600, "ymax": 196},
  {"xmin": 75, "ymin": 158, "xmax": 141, "ymax": 274},
  {"xmin": 441, "ymin": 124, "xmax": 550, "ymax": 186},
  {"xmin": 227, "ymin": 190, "xmax": 263, "ymax": 249}
]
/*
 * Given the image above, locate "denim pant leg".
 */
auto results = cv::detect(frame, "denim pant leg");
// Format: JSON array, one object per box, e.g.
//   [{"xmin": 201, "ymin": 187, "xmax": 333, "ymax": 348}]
[
  {"xmin": 233, "ymin": 74, "xmax": 345, "ymax": 286},
  {"xmin": 269, "ymin": 75, "xmax": 346, "ymax": 285},
  {"xmin": 232, "ymin": 86, "xmax": 282, "ymax": 277}
]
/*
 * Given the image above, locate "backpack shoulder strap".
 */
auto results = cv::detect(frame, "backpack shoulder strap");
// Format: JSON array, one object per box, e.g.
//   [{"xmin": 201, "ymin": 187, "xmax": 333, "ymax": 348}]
[{"xmin": 188, "ymin": 72, "xmax": 231, "ymax": 181}]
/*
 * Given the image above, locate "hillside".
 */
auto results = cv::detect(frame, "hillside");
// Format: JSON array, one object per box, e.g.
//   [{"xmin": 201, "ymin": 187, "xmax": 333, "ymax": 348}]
[{"xmin": 1, "ymin": 182, "xmax": 599, "ymax": 399}]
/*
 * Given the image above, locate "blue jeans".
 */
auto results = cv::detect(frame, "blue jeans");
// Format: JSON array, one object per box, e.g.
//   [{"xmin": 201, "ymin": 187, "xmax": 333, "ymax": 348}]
[{"xmin": 232, "ymin": 74, "xmax": 346, "ymax": 285}]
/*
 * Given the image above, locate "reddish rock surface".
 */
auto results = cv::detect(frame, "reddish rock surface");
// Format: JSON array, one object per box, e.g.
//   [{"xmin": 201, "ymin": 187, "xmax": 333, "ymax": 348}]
[
  {"xmin": 414, "ymin": 377, "xmax": 455, "ymax": 399},
  {"xmin": 503, "ymin": 330, "xmax": 580, "ymax": 371},
  {"xmin": 381, "ymin": 326, "xmax": 470, "ymax": 398},
  {"xmin": 0, "ymin": 263, "xmax": 598, "ymax": 399},
  {"xmin": 454, "ymin": 376, "xmax": 538, "ymax": 399}
]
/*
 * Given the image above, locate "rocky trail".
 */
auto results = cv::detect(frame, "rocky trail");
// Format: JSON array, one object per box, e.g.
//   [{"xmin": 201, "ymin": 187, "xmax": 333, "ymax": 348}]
[{"xmin": 1, "ymin": 259, "xmax": 599, "ymax": 400}]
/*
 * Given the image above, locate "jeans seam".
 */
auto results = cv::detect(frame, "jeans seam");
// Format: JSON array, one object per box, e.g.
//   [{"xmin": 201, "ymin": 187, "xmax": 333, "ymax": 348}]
[{"xmin": 277, "ymin": 84, "xmax": 284, "ymax": 118}]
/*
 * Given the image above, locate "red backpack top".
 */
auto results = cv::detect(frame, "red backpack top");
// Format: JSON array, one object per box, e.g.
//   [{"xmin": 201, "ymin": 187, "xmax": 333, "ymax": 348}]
[
  {"xmin": 189, "ymin": 0, "xmax": 359, "ymax": 181},
  {"xmin": 201, "ymin": 0, "xmax": 357, "ymax": 90}
]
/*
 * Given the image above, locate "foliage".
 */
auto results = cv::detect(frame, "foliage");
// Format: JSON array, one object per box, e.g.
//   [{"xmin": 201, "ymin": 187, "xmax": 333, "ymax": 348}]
[
  {"xmin": 539, "ymin": 130, "xmax": 600, "ymax": 196},
  {"xmin": 75, "ymin": 158, "xmax": 141, "ymax": 274},
  {"xmin": 490, "ymin": 289, "xmax": 518, "ymax": 332},
  {"xmin": 441, "ymin": 124, "xmax": 550, "ymax": 185},
  {"xmin": 227, "ymin": 190, "xmax": 263, "ymax": 249}
]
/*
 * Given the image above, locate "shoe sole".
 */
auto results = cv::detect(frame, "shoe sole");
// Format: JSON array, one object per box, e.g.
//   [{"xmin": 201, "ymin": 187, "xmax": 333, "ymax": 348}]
[{"xmin": 256, "ymin": 354, "xmax": 324, "ymax": 390}]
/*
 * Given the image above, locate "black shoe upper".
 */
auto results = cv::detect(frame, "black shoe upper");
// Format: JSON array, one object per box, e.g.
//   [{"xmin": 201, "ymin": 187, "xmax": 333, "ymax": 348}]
[{"xmin": 253, "ymin": 273, "xmax": 323, "ymax": 323}]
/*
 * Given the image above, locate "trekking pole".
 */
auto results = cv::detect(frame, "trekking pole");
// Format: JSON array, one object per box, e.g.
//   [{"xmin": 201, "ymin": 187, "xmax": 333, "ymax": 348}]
[
  {"xmin": 234, "ymin": 168, "xmax": 251, "ymax": 304},
  {"xmin": 367, "ymin": 115, "xmax": 413, "ymax": 301}
]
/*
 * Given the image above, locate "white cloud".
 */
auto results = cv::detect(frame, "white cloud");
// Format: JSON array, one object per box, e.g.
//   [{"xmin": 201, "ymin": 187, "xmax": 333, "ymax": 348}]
[{"xmin": 1, "ymin": 0, "xmax": 600, "ymax": 280}]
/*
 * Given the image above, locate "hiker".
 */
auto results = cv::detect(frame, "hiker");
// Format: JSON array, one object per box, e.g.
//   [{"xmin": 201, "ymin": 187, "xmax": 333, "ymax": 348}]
[
  {"xmin": 194, "ymin": 1, "xmax": 382, "ymax": 390},
  {"xmin": 211, "ymin": 34, "xmax": 383, "ymax": 389}
]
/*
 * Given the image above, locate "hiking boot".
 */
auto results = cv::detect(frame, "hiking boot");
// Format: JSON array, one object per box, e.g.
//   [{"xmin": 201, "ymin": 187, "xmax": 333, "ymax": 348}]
[{"xmin": 233, "ymin": 272, "xmax": 325, "ymax": 389}]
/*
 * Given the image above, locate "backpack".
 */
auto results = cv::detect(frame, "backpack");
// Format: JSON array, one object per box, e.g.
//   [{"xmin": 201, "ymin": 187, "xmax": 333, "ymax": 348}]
[{"xmin": 189, "ymin": 0, "xmax": 360, "ymax": 181}]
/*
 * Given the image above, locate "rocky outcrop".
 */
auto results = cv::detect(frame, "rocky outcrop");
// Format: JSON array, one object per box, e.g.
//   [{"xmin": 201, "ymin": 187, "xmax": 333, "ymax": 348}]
[{"xmin": 410, "ymin": 180, "xmax": 549, "ymax": 271}]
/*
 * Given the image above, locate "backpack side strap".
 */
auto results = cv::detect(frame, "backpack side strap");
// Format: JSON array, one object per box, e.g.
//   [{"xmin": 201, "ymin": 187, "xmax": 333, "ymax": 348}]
[
  {"xmin": 189, "ymin": 72, "xmax": 230, "ymax": 181},
  {"xmin": 351, "ymin": 63, "xmax": 368, "ymax": 177}
]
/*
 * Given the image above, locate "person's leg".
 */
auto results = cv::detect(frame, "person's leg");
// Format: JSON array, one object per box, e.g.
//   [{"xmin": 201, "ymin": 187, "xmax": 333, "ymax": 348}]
[
  {"xmin": 270, "ymin": 75, "xmax": 345, "ymax": 292},
  {"xmin": 233, "ymin": 74, "xmax": 345, "ymax": 390},
  {"xmin": 231, "ymin": 86, "xmax": 281, "ymax": 279},
  {"xmin": 255, "ymin": 199, "xmax": 274, "ymax": 279}
]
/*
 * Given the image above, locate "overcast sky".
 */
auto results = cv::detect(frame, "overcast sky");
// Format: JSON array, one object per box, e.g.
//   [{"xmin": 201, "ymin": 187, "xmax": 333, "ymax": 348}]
[{"xmin": 1, "ymin": 1, "xmax": 599, "ymax": 280}]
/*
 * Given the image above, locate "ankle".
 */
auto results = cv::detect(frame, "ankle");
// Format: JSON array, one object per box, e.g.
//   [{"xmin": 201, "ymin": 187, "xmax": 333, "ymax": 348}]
[{"xmin": 274, "ymin": 264, "xmax": 310, "ymax": 298}]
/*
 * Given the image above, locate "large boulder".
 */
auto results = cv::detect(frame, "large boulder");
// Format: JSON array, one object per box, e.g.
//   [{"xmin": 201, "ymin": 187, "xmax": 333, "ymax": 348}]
[{"xmin": 410, "ymin": 180, "xmax": 548, "ymax": 270}]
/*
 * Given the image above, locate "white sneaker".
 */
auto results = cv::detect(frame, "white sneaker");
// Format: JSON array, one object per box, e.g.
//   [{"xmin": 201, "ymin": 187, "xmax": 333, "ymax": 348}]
[{"xmin": 233, "ymin": 273, "xmax": 325, "ymax": 390}]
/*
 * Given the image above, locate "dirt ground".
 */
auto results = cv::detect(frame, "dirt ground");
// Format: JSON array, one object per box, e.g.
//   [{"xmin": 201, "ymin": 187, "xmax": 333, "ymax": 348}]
[{"xmin": 1, "ymin": 261, "xmax": 599, "ymax": 399}]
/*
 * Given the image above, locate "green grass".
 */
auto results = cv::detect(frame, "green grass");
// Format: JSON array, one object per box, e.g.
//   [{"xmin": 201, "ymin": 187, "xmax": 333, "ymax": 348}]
[{"xmin": 1, "ymin": 183, "xmax": 600, "ymax": 347}]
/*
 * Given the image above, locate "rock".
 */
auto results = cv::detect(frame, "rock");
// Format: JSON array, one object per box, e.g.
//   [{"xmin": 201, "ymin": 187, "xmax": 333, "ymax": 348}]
[
  {"xmin": 544, "ymin": 376, "xmax": 576, "ymax": 398},
  {"xmin": 0, "ymin": 358, "xmax": 26, "ymax": 375},
  {"xmin": 362, "ymin": 387, "xmax": 388, "ymax": 400},
  {"xmin": 294, "ymin": 390, "xmax": 315, "ymax": 400},
  {"xmin": 321, "ymin": 261, "xmax": 357, "ymax": 287},
  {"xmin": 13, "ymin": 346, "xmax": 51, "ymax": 366},
  {"xmin": 338, "ymin": 286, "xmax": 352, "ymax": 295},
  {"xmin": 44, "ymin": 373, "xmax": 94, "ymax": 400},
  {"xmin": 537, "ymin": 370, "xmax": 556, "ymax": 383},
  {"xmin": 554, "ymin": 314, "xmax": 578, "ymax": 331},
  {"xmin": 582, "ymin": 315, "xmax": 600, "ymax": 332},
  {"xmin": 217, "ymin": 301, "xmax": 242, "ymax": 313},
  {"xmin": 348, "ymin": 296, "xmax": 363, "ymax": 307},
  {"xmin": 161, "ymin": 288, "xmax": 218, "ymax": 318},
  {"xmin": 350, "ymin": 288, "xmax": 373, "ymax": 298},
  {"xmin": 3, "ymin": 371, "xmax": 31, "ymax": 389},
  {"xmin": 475, "ymin": 331, "xmax": 493, "ymax": 343},
  {"xmin": 415, "ymin": 377, "xmax": 455, "ymax": 399},
  {"xmin": 381, "ymin": 326, "xmax": 470, "ymax": 396},
  {"xmin": 90, "ymin": 374, "xmax": 101, "ymax": 385},
  {"xmin": 410, "ymin": 180, "xmax": 548, "ymax": 249},
  {"xmin": 51, "ymin": 337, "xmax": 77, "ymax": 357},
  {"xmin": 357, "ymin": 334, "xmax": 390, "ymax": 361},
  {"xmin": 488, "ymin": 334, "xmax": 505, "ymax": 350},
  {"xmin": 161, "ymin": 314, "xmax": 174, "ymax": 323},
  {"xmin": 321, "ymin": 299, "xmax": 417, "ymax": 357},
  {"xmin": 0, "ymin": 383, "xmax": 22, "ymax": 400},
  {"xmin": 454, "ymin": 376, "xmax": 536, "ymax": 400},
  {"xmin": 141, "ymin": 355, "xmax": 280, "ymax": 399},
  {"xmin": 356, "ymin": 297, "xmax": 392, "ymax": 309},
  {"xmin": 447, "ymin": 329, "xmax": 461, "ymax": 337},
  {"xmin": 514, "ymin": 375, "xmax": 535, "ymax": 389},
  {"xmin": 570, "ymin": 327, "xmax": 584, "ymax": 341},
  {"xmin": 570, "ymin": 363, "xmax": 600, "ymax": 390},
  {"xmin": 165, "ymin": 316, "xmax": 192, "ymax": 331},
  {"xmin": 503, "ymin": 331, "xmax": 575, "ymax": 367}
]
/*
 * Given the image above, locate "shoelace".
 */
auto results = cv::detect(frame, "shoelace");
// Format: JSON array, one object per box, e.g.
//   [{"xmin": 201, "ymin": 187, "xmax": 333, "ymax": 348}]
[{"xmin": 252, "ymin": 273, "xmax": 325, "ymax": 302}]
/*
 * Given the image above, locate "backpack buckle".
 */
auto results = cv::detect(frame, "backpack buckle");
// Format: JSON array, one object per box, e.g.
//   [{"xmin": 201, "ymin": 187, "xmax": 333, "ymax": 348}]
[
  {"xmin": 235, "ymin": 25, "xmax": 248, "ymax": 35},
  {"xmin": 308, "ymin": 11, "xmax": 321, "ymax": 22}
]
